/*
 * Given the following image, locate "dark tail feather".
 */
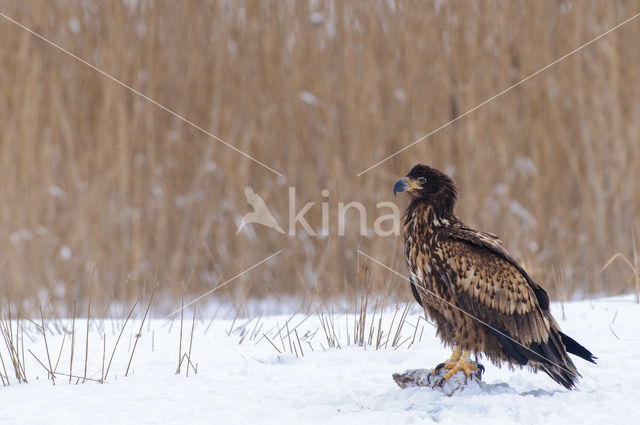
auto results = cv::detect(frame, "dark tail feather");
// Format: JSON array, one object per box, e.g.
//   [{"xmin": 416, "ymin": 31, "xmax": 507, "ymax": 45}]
[
  {"xmin": 489, "ymin": 327, "xmax": 581, "ymax": 389},
  {"xmin": 538, "ymin": 363, "xmax": 578, "ymax": 390},
  {"xmin": 490, "ymin": 329, "xmax": 528, "ymax": 365},
  {"xmin": 560, "ymin": 332, "xmax": 597, "ymax": 364},
  {"xmin": 537, "ymin": 332, "xmax": 581, "ymax": 390}
]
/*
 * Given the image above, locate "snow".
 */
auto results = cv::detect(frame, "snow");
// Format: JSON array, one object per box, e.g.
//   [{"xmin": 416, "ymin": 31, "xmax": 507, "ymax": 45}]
[
  {"xmin": 299, "ymin": 91, "xmax": 320, "ymax": 106},
  {"xmin": 59, "ymin": 245, "xmax": 72, "ymax": 260},
  {"xmin": 1, "ymin": 297, "xmax": 639, "ymax": 425}
]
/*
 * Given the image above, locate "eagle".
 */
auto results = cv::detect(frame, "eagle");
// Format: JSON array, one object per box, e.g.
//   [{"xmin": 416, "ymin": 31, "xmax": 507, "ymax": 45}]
[{"xmin": 394, "ymin": 164, "xmax": 595, "ymax": 389}]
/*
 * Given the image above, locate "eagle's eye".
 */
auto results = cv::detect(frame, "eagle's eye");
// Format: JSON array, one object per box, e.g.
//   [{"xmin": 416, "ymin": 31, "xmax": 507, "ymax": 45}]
[{"xmin": 418, "ymin": 177, "xmax": 426, "ymax": 185}]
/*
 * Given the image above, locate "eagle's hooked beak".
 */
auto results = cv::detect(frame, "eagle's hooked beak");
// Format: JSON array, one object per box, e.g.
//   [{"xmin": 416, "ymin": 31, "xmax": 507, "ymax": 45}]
[{"xmin": 394, "ymin": 177, "xmax": 422, "ymax": 196}]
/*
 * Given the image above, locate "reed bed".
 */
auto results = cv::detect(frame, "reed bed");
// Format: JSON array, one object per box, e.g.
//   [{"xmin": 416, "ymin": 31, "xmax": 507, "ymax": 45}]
[{"xmin": 0, "ymin": 0, "xmax": 638, "ymax": 316}]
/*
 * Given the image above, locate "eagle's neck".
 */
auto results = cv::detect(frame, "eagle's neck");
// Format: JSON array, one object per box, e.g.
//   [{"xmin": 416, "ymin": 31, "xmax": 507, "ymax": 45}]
[
  {"xmin": 401, "ymin": 200, "xmax": 455, "ymax": 280},
  {"xmin": 402, "ymin": 183, "xmax": 458, "ymax": 264},
  {"xmin": 405, "ymin": 177, "xmax": 457, "ymax": 224},
  {"xmin": 403, "ymin": 195, "xmax": 455, "ymax": 234}
]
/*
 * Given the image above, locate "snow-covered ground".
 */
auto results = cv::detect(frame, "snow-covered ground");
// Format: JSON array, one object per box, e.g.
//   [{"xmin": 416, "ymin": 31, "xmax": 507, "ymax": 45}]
[{"xmin": 1, "ymin": 296, "xmax": 639, "ymax": 425}]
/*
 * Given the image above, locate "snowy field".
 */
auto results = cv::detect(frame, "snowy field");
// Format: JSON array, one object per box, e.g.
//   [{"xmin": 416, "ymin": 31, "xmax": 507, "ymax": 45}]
[{"xmin": 1, "ymin": 296, "xmax": 639, "ymax": 425}]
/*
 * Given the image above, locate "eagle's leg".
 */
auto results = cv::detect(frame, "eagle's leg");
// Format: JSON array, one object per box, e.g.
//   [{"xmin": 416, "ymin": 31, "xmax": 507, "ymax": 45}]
[
  {"xmin": 432, "ymin": 347, "xmax": 478, "ymax": 384},
  {"xmin": 431, "ymin": 346, "xmax": 460, "ymax": 376},
  {"xmin": 431, "ymin": 346, "xmax": 461, "ymax": 374}
]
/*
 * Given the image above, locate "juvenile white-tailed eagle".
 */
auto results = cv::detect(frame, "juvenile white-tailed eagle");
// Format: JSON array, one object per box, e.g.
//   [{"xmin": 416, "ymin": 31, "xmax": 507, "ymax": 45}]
[{"xmin": 394, "ymin": 164, "xmax": 595, "ymax": 389}]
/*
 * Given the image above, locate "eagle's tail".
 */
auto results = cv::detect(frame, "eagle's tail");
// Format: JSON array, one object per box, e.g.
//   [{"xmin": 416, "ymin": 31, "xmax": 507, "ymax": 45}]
[
  {"xmin": 534, "ymin": 330, "xmax": 596, "ymax": 389},
  {"xmin": 536, "ymin": 357, "xmax": 580, "ymax": 390},
  {"xmin": 533, "ymin": 331, "xmax": 582, "ymax": 389},
  {"xmin": 490, "ymin": 327, "xmax": 588, "ymax": 389},
  {"xmin": 560, "ymin": 332, "xmax": 597, "ymax": 364}
]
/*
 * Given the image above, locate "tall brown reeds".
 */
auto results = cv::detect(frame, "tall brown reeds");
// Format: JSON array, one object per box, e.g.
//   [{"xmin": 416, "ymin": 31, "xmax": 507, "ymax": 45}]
[{"xmin": 0, "ymin": 0, "xmax": 638, "ymax": 316}]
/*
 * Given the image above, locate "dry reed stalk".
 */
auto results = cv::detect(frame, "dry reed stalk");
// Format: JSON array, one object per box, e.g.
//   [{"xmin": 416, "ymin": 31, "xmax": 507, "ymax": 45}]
[
  {"xmin": 69, "ymin": 300, "xmax": 75, "ymax": 383},
  {"xmin": 175, "ymin": 297, "xmax": 184, "ymax": 375},
  {"xmin": 0, "ymin": 313, "xmax": 27, "ymax": 383},
  {"xmin": 186, "ymin": 306, "xmax": 196, "ymax": 377},
  {"xmin": 83, "ymin": 299, "xmax": 90, "ymax": 383},
  {"xmin": 408, "ymin": 316, "xmax": 422, "ymax": 349},
  {"xmin": 367, "ymin": 299, "xmax": 379, "ymax": 347},
  {"xmin": 0, "ymin": 320, "xmax": 15, "ymax": 384},
  {"xmin": 248, "ymin": 312, "xmax": 264, "ymax": 341},
  {"xmin": 28, "ymin": 349, "xmax": 102, "ymax": 383},
  {"xmin": 263, "ymin": 333, "xmax": 281, "ymax": 354},
  {"xmin": 203, "ymin": 301, "xmax": 223, "ymax": 335},
  {"xmin": 39, "ymin": 307, "xmax": 55, "ymax": 385},
  {"xmin": 384, "ymin": 306, "xmax": 399, "ymax": 350},
  {"xmin": 285, "ymin": 321, "xmax": 294, "ymax": 355},
  {"xmin": 551, "ymin": 267, "xmax": 568, "ymax": 321},
  {"xmin": 53, "ymin": 330, "xmax": 66, "ymax": 375},
  {"xmin": 294, "ymin": 328, "xmax": 304, "ymax": 357},
  {"xmin": 376, "ymin": 316, "xmax": 384, "ymax": 350},
  {"xmin": 101, "ymin": 332, "xmax": 106, "ymax": 382},
  {"xmin": 20, "ymin": 316, "xmax": 26, "ymax": 378},
  {"xmin": 393, "ymin": 337, "xmax": 411, "ymax": 351},
  {"xmin": 0, "ymin": 353, "xmax": 7, "ymax": 385},
  {"xmin": 83, "ymin": 268, "xmax": 95, "ymax": 383},
  {"xmin": 602, "ymin": 233, "xmax": 640, "ymax": 303},
  {"xmin": 391, "ymin": 303, "xmax": 410, "ymax": 348},
  {"xmin": 104, "ymin": 300, "xmax": 137, "ymax": 381},
  {"xmin": 276, "ymin": 322, "xmax": 286, "ymax": 352},
  {"xmin": 125, "ymin": 284, "xmax": 157, "ymax": 377}
]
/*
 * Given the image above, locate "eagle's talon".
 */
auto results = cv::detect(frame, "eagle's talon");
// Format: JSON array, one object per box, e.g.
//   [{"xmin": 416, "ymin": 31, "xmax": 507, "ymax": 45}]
[
  {"xmin": 431, "ymin": 362, "xmax": 446, "ymax": 375},
  {"xmin": 426, "ymin": 373, "xmax": 433, "ymax": 385}
]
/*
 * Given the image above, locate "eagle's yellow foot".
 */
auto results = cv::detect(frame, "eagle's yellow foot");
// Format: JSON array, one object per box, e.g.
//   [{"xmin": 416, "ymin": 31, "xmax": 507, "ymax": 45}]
[
  {"xmin": 431, "ymin": 346, "xmax": 461, "ymax": 376},
  {"xmin": 431, "ymin": 348, "xmax": 481, "ymax": 386},
  {"xmin": 442, "ymin": 358, "xmax": 478, "ymax": 382}
]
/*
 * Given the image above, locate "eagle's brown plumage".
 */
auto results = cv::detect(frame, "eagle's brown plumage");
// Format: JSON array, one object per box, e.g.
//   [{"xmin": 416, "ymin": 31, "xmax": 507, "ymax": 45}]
[{"xmin": 394, "ymin": 164, "xmax": 595, "ymax": 389}]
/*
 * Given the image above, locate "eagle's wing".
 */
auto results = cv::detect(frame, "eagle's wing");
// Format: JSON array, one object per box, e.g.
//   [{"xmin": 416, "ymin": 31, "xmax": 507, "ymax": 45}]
[
  {"xmin": 429, "ymin": 226, "xmax": 583, "ymax": 388},
  {"xmin": 433, "ymin": 228, "xmax": 549, "ymax": 345},
  {"xmin": 445, "ymin": 225, "xmax": 549, "ymax": 311},
  {"xmin": 409, "ymin": 277, "xmax": 423, "ymax": 308}
]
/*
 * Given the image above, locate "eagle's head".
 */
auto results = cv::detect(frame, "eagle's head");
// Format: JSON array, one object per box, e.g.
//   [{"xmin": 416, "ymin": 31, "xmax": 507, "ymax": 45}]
[{"xmin": 394, "ymin": 164, "xmax": 458, "ymax": 216}]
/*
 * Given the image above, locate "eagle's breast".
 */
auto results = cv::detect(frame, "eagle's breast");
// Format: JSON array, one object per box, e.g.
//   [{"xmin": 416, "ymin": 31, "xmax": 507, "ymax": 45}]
[{"xmin": 403, "ymin": 204, "xmax": 450, "ymax": 313}]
